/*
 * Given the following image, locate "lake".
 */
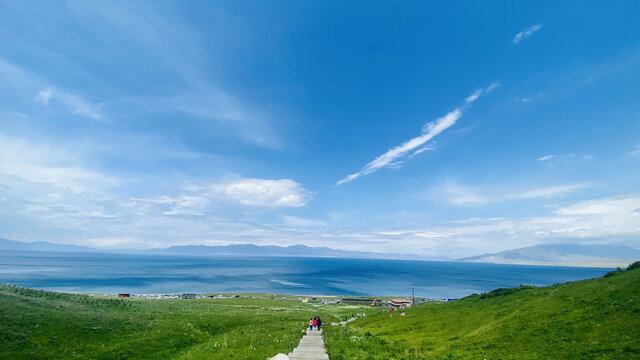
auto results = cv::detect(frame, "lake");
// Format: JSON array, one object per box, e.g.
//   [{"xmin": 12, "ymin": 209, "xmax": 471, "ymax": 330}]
[{"xmin": 0, "ymin": 250, "xmax": 612, "ymax": 298}]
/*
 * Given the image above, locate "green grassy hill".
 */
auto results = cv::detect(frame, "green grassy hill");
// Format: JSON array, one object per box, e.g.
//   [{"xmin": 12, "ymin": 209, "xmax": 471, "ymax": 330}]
[
  {"xmin": 2, "ymin": 265, "xmax": 638, "ymax": 359},
  {"xmin": 0, "ymin": 287, "xmax": 370, "ymax": 360},
  {"xmin": 323, "ymin": 263, "xmax": 640, "ymax": 359}
]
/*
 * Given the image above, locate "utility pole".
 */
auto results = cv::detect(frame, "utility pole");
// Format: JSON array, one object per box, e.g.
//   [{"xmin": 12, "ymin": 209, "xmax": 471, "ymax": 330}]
[{"xmin": 411, "ymin": 281, "xmax": 415, "ymax": 305}]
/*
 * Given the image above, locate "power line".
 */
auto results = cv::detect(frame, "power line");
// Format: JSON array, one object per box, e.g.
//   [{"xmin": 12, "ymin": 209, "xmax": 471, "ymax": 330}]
[{"xmin": 411, "ymin": 281, "xmax": 415, "ymax": 305}]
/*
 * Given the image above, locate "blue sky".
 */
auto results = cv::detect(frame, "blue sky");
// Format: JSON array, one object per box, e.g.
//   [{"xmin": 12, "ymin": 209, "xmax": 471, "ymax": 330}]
[{"xmin": 1, "ymin": 1, "xmax": 639, "ymax": 257}]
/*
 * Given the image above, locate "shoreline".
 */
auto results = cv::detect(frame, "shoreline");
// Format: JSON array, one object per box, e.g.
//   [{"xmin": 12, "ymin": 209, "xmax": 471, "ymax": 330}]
[{"xmin": 1, "ymin": 284, "xmax": 443, "ymax": 301}]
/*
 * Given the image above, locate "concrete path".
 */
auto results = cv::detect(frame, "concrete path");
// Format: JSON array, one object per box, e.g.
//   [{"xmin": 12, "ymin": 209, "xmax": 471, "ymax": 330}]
[
  {"xmin": 330, "ymin": 317, "xmax": 356, "ymax": 326},
  {"xmin": 271, "ymin": 317, "xmax": 361, "ymax": 359},
  {"xmin": 270, "ymin": 328, "xmax": 329, "ymax": 360}
]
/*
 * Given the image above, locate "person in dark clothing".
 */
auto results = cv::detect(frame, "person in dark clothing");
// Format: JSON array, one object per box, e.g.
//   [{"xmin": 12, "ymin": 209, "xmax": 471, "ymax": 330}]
[{"xmin": 317, "ymin": 316, "xmax": 322, "ymax": 330}]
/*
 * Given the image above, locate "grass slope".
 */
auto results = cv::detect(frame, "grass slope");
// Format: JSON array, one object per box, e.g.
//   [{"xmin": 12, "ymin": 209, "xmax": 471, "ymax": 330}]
[
  {"xmin": 0, "ymin": 286, "xmax": 370, "ymax": 359},
  {"xmin": 324, "ymin": 265, "xmax": 640, "ymax": 359}
]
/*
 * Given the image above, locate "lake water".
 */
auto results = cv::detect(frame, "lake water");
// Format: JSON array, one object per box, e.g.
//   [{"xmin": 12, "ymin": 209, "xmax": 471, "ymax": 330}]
[{"xmin": 0, "ymin": 250, "xmax": 612, "ymax": 298}]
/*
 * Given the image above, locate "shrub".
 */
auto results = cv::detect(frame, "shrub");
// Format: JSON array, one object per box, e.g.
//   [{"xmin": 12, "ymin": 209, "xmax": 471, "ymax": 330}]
[
  {"xmin": 479, "ymin": 285, "xmax": 536, "ymax": 299},
  {"xmin": 627, "ymin": 261, "xmax": 640, "ymax": 271},
  {"xmin": 604, "ymin": 268, "xmax": 624, "ymax": 278}
]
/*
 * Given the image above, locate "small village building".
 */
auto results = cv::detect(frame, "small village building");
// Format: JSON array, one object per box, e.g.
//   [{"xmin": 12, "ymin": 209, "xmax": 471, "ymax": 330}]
[
  {"xmin": 118, "ymin": 293, "xmax": 130, "ymax": 298},
  {"xmin": 182, "ymin": 293, "xmax": 196, "ymax": 299},
  {"xmin": 341, "ymin": 298, "xmax": 374, "ymax": 305},
  {"xmin": 389, "ymin": 298, "xmax": 412, "ymax": 308},
  {"xmin": 321, "ymin": 299, "xmax": 340, "ymax": 304}
]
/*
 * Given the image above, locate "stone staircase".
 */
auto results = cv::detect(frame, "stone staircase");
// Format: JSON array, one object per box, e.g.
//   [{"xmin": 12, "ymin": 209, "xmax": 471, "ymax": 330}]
[{"xmin": 287, "ymin": 329, "xmax": 329, "ymax": 360}]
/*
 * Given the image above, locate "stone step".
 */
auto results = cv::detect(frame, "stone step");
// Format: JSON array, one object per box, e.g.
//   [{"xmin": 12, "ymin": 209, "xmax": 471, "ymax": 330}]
[
  {"xmin": 292, "ymin": 348, "xmax": 325, "ymax": 351},
  {"xmin": 283, "ymin": 327, "xmax": 330, "ymax": 360}
]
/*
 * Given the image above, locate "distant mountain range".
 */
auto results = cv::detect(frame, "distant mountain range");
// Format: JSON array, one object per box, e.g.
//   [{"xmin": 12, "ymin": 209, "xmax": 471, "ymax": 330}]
[
  {"xmin": 0, "ymin": 238, "xmax": 426, "ymax": 261},
  {"xmin": 2, "ymin": 238, "xmax": 638, "ymax": 267},
  {"xmin": 459, "ymin": 244, "xmax": 640, "ymax": 267},
  {"xmin": 0, "ymin": 238, "xmax": 97, "ymax": 253},
  {"xmin": 146, "ymin": 243, "xmax": 428, "ymax": 260}
]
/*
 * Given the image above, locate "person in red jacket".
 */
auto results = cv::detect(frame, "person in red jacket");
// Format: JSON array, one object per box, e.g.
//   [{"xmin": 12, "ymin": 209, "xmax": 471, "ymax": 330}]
[
  {"xmin": 312, "ymin": 317, "xmax": 318, "ymax": 330},
  {"xmin": 389, "ymin": 308, "xmax": 393, "ymax": 318}
]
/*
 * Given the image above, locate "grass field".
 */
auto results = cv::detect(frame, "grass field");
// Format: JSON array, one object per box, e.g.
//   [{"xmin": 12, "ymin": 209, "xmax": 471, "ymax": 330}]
[
  {"xmin": 323, "ymin": 263, "xmax": 640, "ymax": 359},
  {"xmin": 2, "ymin": 264, "xmax": 639, "ymax": 359},
  {"xmin": 0, "ymin": 286, "xmax": 371, "ymax": 359}
]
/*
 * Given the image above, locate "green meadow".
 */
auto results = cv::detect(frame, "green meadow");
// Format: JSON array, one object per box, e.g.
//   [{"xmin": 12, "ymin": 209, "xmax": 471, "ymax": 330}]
[
  {"xmin": 0, "ymin": 287, "xmax": 371, "ymax": 360},
  {"xmin": 324, "ymin": 262, "xmax": 640, "ymax": 359},
  {"xmin": 1, "ymin": 263, "xmax": 639, "ymax": 359}
]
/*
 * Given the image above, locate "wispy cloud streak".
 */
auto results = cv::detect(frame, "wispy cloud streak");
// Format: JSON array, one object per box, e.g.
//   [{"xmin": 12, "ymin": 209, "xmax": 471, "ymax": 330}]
[
  {"xmin": 513, "ymin": 24, "xmax": 542, "ymax": 44},
  {"xmin": 445, "ymin": 182, "xmax": 594, "ymax": 205},
  {"xmin": 336, "ymin": 85, "xmax": 495, "ymax": 185},
  {"xmin": 36, "ymin": 87, "xmax": 105, "ymax": 121}
]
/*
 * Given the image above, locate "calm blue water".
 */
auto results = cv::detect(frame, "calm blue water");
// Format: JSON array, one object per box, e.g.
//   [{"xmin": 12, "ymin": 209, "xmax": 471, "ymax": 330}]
[{"xmin": 0, "ymin": 251, "xmax": 612, "ymax": 298}]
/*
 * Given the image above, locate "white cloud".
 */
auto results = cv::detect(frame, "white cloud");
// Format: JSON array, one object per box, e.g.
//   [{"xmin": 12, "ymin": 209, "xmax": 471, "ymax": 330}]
[
  {"xmin": 537, "ymin": 153, "xmax": 595, "ymax": 165},
  {"xmin": 537, "ymin": 154, "xmax": 556, "ymax": 161},
  {"xmin": 337, "ymin": 85, "xmax": 494, "ymax": 185},
  {"xmin": 1, "ymin": 159, "xmax": 638, "ymax": 257},
  {"xmin": 0, "ymin": 133, "xmax": 118, "ymax": 192},
  {"xmin": 347, "ymin": 194, "xmax": 640, "ymax": 257},
  {"xmin": 554, "ymin": 196, "xmax": 640, "ymax": 216},
  {"xmin": 61, "ymin": 3, "xmax": 282, "ymax": 147},
  {"xmin": 84, "ymin": 237, "xmax": 164, "ymax": 249},
  {"xmin": 410, "ymin": 146, "xmax": 435, "ymax": 157},
  {"xmin": 511, "ymin": 183, "xmax": 593, "ymax": 200},
  {"xmin": 485, "ymin": 82, "xmax": 500, "ymax": 93},
  {"xmin": 514, "ymin": 91, "xmax": 545, "ymax": 103},
  {"xmin": 521, "ymin": 196, "xmax": 640, "ymax": 240},
  {"xmin": 445, "ymin": 183, "xmax": 489, "ymax": 205},
  {"xmin": 513, "ymin": 24, "xmax": 542, "ymax": 44},
  {"xmin": 129, "ymin": 177, "xmax": 312, "ymax": 216},
  {"xmin": 141, "ymin": 194, "xmax": 211, "ymax": 216},
  {"xmin": 34, "ymin": 88, "xmax": 52, "ymax": 105},
  {"xmin": 465, "ymin": 89, "xmax": 482, "ymax": 103},
  {"xmin": 629, "ymin": 145, "xmax": 640, "ymax": 156},
  {"xmin": 282, "ymin": 215, "xmax": 326, "ymax": 227},
  {"xmin": 0, "ymin": 57, "xmax": 105, "ymax": 122},
  {"xmin": 444, "ymin": 182, "xmax": 593, "ymax": 205},
  {"xmin": 149, "ymin": 89, "xmax": 281, "ymax": 148},
  {"xmin": 34, "ymin": 87, "xmax": 104, "ymax": 121},
  {"xmin": 88, "ymin": 211, "xmax": 116, "ymax": 219},
  {"xmin": 214, "ymin": 178, "xmax": 311, "ymax": 208},
  {"xmin": 413, "ymin": 231, "xmax": 451, "ymax": 239},
  {"xmin": 1, "ymin": 3, "xmax": 287, "ymax": 147}
]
